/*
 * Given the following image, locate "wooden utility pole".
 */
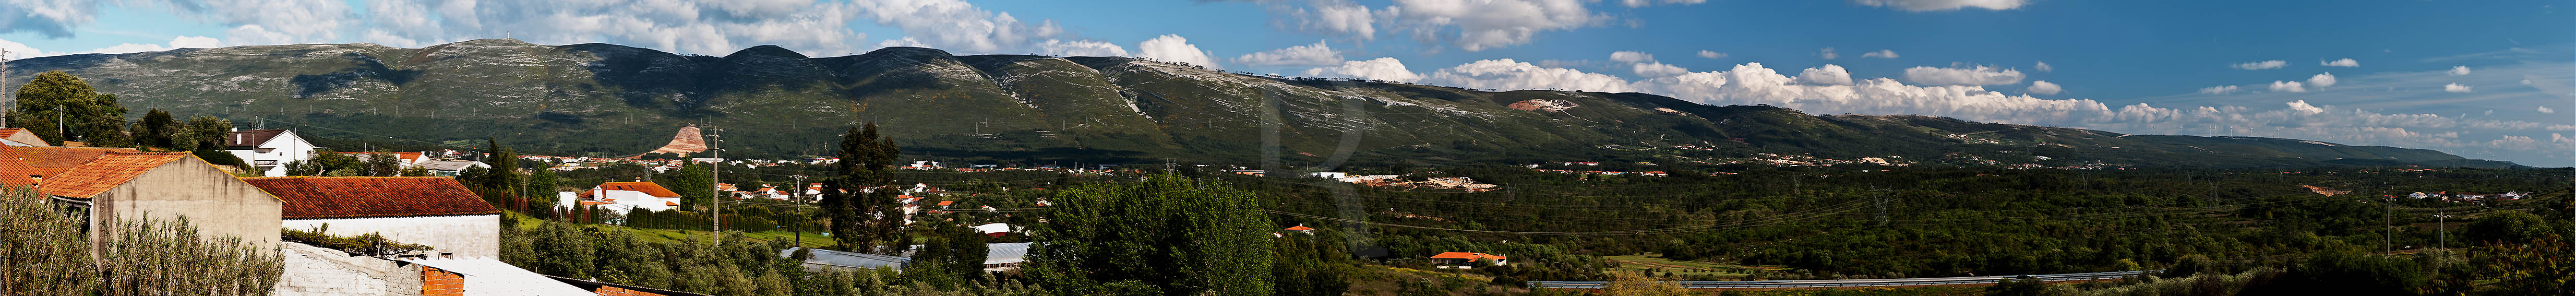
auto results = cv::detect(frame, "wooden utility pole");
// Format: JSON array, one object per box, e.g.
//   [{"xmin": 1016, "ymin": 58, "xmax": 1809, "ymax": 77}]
[{"xmin": 709, "ymin": 127, "xmax": 724, "ymax": 245}]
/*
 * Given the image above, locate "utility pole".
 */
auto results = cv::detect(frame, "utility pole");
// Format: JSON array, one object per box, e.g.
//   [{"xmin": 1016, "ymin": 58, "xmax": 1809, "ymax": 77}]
[
  {"xmin": 1872, "ymin": 185, "xmax": 1890, "ymax": 227},
  {"xmin": 3, "ymin": 48, "xmax": 10, "ymax": 128},
  {"xmin": 2437, "ymin": 204, "xmax": 2447, "ymax": 250},
  {"xmin": 708, "ymin": 127, "xmax": 724, "ymax": 245},
  {"xmin": 791, "ymin": 174, "xmax": 807, "ymax": 248}
]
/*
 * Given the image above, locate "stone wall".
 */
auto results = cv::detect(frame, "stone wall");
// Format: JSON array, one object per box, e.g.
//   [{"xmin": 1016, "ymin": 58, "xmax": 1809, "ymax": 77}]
[{"xmin": 271, "ymin": 241, "xmax": 422, "ymax": 296}]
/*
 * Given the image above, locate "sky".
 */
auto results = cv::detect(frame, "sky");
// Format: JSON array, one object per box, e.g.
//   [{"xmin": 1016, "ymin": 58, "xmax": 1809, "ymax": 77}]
[{"xmin": 1, "ymin": 0, "xmax": 2571, "ymax": 165}]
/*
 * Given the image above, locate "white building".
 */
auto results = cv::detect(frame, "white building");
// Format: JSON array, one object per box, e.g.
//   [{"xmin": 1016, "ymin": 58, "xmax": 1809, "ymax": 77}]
[
  {"xmin": 244, "ymin": 176, "xmax": 502, "ymax": 258},
  {"xmin": 586, "ymin": 182, "xmax": 686, "ymax": 214},
  {"xmin": 222, "ymin": 129, "xmax": 322, "ymax": 177}
]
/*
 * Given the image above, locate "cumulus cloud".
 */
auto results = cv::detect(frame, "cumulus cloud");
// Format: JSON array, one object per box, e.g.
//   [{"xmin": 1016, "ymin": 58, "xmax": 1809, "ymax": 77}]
[
  {"xmin": 1621, "ymin": 0, "xmax": 1708, "ymax": 7},
  {"xmin": 2444, "ymin": 83, "xmax": 2473, "ymax": 93},
  {"xmin": 2233, "ymin": 60, "xmax": 2287, "ymax": 70},
  {"xmin": 0, "ymin": 38, "xmax": 45, "ymax": 57},
  {"xmin": 0, "ymin": 0, "xmax": 100, "ymax": 38},
  {"xmin": 1235, "ymin": 40, "xmax": 1343, "ymax": 67},
  {"xmin": 54, "ymin": 35, "xmax": 230, "ymax": 55},
  {"xmin": 1382, "ymin": 0, "xmax": 1610, "ymax": 51},
  {"xmin": 2543, "ymin": 106, "xmax": 2557, "ymax": 113},
  {"xmin": 169, "ymin": 36, "xmax": 221, "ymax": 49},
  {"xmin": 1818, "ymin": 47, "xmax": 1838, "ymax": 60},
  {"xmin": 2199, "ymin": 85, "xmax": 2243, "ymax": 95},
  {"xmin": 2034, "ymin": 61, "xmax": 2052, "ymax": 72},
  {"xmin": 1697, "ymin": 50, "xmax": 1727, "ymax": 59},
  {"xmin": 2320, "ymin": 58, "xmax": 2359, "ymax": 67},
  {"xmin": 1632, "ymin": 62, "xmax": 1689, "ymax": 77},
  {"xmin": 322, "ymin": 0, "xmax": 890, "ymax": 55},
  {"xmin": 2027, "ymin": 80, "xmax": 2062, "ymax": 95},
  {"xmin": 1303, "ymin": 57, "xmax": 1424, "ymax": 82},
  {"xmin": 1901, "ymin": 64, "xmax": 2024, "ymax": 86},
  {"xmin": 1285, "ymin": 0, "xmax": 1377, "ymax": 38},
  {"xmin": 1137, "ymin": 34, "xmax": 1220, "ymax": 68},
  {"xmin": 1037, "ymin": 39, "xmax": 1128, "ymax": 56},
  {"xmin": 2448, "ymin": 66, "xmax": 2472, "ymax": 76},
  {"xmin": 1861, "ymin": 49, "xmax": 1899, "ymax": 58},
  {"xmin": 2285, "ymin": 100, "xmax": 2326, "ymax": 114},
  {"xmin": 1425, "ymin": 58, "xmax": 1635, "ymax": 92},
  {"xmin": 850, "ymin": 0, "xmax": 1060, "ymax": 54},
  {"xmin": 2269, "ymin": 81, "xmax": 2306, "ymax": 92},
  {"xmin": 1850, "ymin": 0, "xmax": 2029, "ymax": 11},
  {"xmin": 2307, "ymin": 72, "xmax": 2337, "ymax": 88},
  {"xmin": 1610, "ymin": 51, "xmax": 1656, "ymax": 63},
  {"xmin": 1795, "ymin": 65, "xmax": 1854, "ymax": 85}
]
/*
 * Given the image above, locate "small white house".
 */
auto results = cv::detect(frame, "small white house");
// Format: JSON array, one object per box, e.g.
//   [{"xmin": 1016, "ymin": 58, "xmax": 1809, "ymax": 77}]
[
  {"xmin": 222, "ymin": 129, "xmax": 322, "ymax": 177},
  {"xmin": 244, "ymin": 176, "xmax": 502, "ymax": 259}
]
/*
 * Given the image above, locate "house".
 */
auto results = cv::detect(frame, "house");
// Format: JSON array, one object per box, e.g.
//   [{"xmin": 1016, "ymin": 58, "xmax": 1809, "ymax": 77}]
[
  {"xmin": 781, "ymin": 247, "xmax": 914, "ymax": 273},
  {"xmin": 972, "ymin": 223, "xmax": 1015, "ymax": 238},
  {"xmin": 586, "ymin": 181, "xmax": 685, "ymax": 214},
  {"xmin": 419, "ymin": 160, "xmax": 492, "ymax": 176},
  {"xmin": 1428, "ymin": 252, "xmax": 1508, "ymax": 268},
  {"xmin": 0, "ymin": 128, "xmax": 50, "ymax": 146},
  {"xmin": 222, "ymin": 129, "xmax": 323, "ymax": 177},
  {"xmin": 0, "ymin": 146, "xmax": 283, "ymax": 256},
  {"xmin": 242, "ymin": 176, "xmax": 502, "ymax": 258},
  {"xmin": 1284, "ymin": 224, "xmax": 1315, "ymax": 234}
]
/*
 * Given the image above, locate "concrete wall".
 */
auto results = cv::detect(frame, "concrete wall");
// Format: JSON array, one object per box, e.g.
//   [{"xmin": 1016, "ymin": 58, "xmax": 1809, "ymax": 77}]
[
  {"xmin": 273, "ymin": 241, "xmax": 423, "ymax": 296},
  {"xmin": 284, "ymin": 214, "xmax": 500, "ymax": 258},
  {"xmin": 93, "ymin": 155, "xmax": 283, "ymax": 255}
]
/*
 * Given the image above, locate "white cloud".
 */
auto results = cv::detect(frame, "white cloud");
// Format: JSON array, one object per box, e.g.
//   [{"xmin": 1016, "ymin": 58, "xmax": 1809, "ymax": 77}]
[
  {"xmin": 1610, "ymin": 51, "xmax": 1657, "ymax": 63},
  {"xmin": 1303, "ymin": 57, "xmax": 1424, "ymax": 82},
  {"xmin": 1632, "ymin": 62, "xmax": 1689, "ymax": 77},
  {"xmin": 1622, "ymin": 0, "xmax": 1708, "ymax": 8},
  {"xmin": 1036, "ymin": 39, "xmax": 1128, "ymax": 56},
  {"xmin": 169, "ymin": 36, "xmax": 221, "ymax": 49},
  {"xmin": 2199, "ymin": 85, "xmax": 2243, "ymax": 95},
  {"xmin": 2034, "ymin": 61, "xmax": 2052, "ymax": 72},
  {"xmin": 0, "ymin": 38, "xmax": 46, "ymax": 57},
  {"xmin": 2320, "ymin": 58, "xmax": 2359, "ymax": 67},
  {"xmin": 2541, "ymin": 106, "xmax": 2556, "ymax": 113},
  {"xmin": 2306, "ymin": 72, "xmax": 2337, "ymax": 88},
  {"xmin": 1286, "ymin": 0, "xmax": 1377, "ymax": 39},
  {"xmin": 1425, "ymin": 58, "xmax": 1635, "ymax": 92},
  {"xmin": 58, "ymin": 35, "xmax": 230, "ymax": 55},
  {"xmin": 1850, "ymin": 0, "xmax": 2029, "ymax": 11},
  {"xmin": 2285, "ymin": 100, "xmax": 2326, "ymax": 114},
  {"xmin": 1697, "ymin": 50, "xmax": 1727, "ymax": 59},
  {"xmin": 0, "ymin": 0, "xmax": 99, "ymax": 38},
  {"xmin": 1795, "ymin": 64, "xmax": 1854, "ymax": 85},
  {"xmin": 1901, "ymin": 64, "xmax": 2024, "ymax": 86},
  {"xmin": 2233, "ymin": 60, "xmax": 2287, "ymax": 70},
  {"xmin": 878, "ymin": 37, "xmax": 928, "ymax": 49},
  {"xmin": 1861, "ymin": 49, "xmax": 1899, "ymax": 58},
  {"xmin": 2449, "ymin": 66, "xmax": 2472, "ymax": 76},
  {"xmin": 850, "ymin": 0, "xmax": 1060, "ymax": 54},
  {"xmin": 1818, "ymin": 47, "xmax": 1838, "ymax": 60},
  {"xmin": 2445, "ymin": 83, "xmax": 2473, "ymax": 93},
  {"xmin": 2269, "ymin": 80, "xmax": 2306, "ymax": 92},
  {"xmin": 1137, "ymin": 34, "xmax": 1219, "ymax": 68},
  {"xmin": 1234, "ymin": 40, "xmax": 1343, "ymax": 67},
  {"xmin": 2027, "ymin": 80, "xmax": 2062, "ymax": 95},
  {"xmin": 1382, "ymin": 0, "xmax": 1609, "ymax": 51}
]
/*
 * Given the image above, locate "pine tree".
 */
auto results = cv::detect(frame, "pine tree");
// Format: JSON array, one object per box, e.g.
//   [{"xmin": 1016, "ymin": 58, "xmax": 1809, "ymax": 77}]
[{"xmin": 823, "ymin": 122, "xmax": 905, "ymax": 253}]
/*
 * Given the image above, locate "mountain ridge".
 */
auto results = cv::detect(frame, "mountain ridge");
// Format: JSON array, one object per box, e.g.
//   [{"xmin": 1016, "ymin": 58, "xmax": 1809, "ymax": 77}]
[{"xmin": 0, "ymin": 39, "xmax": 2522, "ymax": 169}]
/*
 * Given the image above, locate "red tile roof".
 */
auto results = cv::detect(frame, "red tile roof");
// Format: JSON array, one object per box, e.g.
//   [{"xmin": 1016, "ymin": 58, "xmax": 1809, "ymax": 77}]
[
  {"xmin": 0, "ymin": 146, "xmax": 124, "ymax": 189},
  {"xmin": 597, "ymin": 182, "xmax": 681, "ymax": 197},
  {"xmin": 1430, "ymin": 252, "xmax": 1506, "ymax": 261},
  {"xmin": 1285, "ymin": 226, "xmax": 1315, "ymax": 231},
  {"xmin": 239, "ymin": 176, "xmax": 500, "ymax": 219},
  {"xmin": 665, "ymin": 201, "xmax": 678, "ymax": 206},
  {"xmin": 936, "ymin": 200, "xmax": 954, "ymax": 206},
  {"xmin": 42, "ymin": 150, "xmax": 191, "ymax": 199}
]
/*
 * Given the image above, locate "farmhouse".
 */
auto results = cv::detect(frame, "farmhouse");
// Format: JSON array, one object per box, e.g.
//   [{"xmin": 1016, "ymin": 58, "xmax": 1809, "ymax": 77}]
[{"xmin": 243, "ymin": 176, "xmax": 504, "ymax": 258}]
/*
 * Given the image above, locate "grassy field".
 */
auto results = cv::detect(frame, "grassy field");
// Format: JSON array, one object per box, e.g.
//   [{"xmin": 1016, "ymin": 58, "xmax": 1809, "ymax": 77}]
[{"xmin": 1603, "ymin": 254, "xmax": 1782, "ymax": 279}]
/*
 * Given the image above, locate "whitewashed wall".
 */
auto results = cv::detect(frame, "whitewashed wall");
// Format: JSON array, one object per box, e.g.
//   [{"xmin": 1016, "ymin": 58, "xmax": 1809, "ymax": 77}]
[{"xmin": 285, "ymin": 214, "xmax": 499, "ymax": 258}]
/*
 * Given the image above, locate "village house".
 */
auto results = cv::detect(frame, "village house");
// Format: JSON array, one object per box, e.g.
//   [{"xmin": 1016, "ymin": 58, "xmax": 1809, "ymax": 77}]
[
  {"xmin": 0, "ymin": 128, "xmax": 51, "ymax": 146},
  {"xmin": 561, "ymin": 181, "xmax": 686, "ymax": 215},
  {"xmin": 419, "ymin": 160, "xmax": 492, "ymax": 176},
  {"xmin": 0, "ymin": 146, "xmax": 283, "ymax": 256},
  {"xmin": 222, "ymin": 129, "xmax": 324, "ymax": 177},
  {"xmin": 1429, "ymin": 252, "xmax": 1508, "ymax": 268},
  {"xmin": 243, "ymin": 176, "xmax": 503, "ymax": 258}
]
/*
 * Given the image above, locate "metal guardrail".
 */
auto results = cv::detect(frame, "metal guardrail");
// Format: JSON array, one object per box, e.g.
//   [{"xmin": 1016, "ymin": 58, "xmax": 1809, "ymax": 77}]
[{"xmin": 1529, "ymin": 270, "xmax": 2161, "ymax": 289}]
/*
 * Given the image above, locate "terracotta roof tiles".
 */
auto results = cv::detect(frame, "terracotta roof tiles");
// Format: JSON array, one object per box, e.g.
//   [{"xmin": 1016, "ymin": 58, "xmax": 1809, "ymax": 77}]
[
  {"xmin": 240, "ymin": 176, "xmax": 500, "ymax": 219},
  {"xmin": 597, "ymin": 182, "xmax": 681, "ymax": 197},
  {"xmin": 41, "ymin": 150, "xmax": 190, "ymax": 199}
]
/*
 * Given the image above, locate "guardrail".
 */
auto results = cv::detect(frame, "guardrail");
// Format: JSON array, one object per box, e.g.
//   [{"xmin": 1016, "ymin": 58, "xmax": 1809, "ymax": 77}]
[{"xmin": 1529, "ymin": 270, "xmax": 2160, "ymax": 289}]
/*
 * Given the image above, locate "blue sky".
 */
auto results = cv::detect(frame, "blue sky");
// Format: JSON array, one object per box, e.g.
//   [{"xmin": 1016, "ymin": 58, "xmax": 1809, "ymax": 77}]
[{"xmin": 1, "ymin": 0, "xmax": 2571, "ymax": 165}]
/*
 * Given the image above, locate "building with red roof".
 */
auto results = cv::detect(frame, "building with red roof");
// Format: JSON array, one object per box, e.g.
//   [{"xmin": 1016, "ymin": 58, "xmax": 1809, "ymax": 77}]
[
  {"xmin": 582, "ymin": 181, "xmax": 686, "ymax": 214},
  {"xmin": 0, "ymin": 128, "xmax": 50, "ymax": 147},
  {"xmin": 243, "ymin": 176, "xmax": 502, "ymax": 258},
  {"xmin": 1429, "ymin": 252, "xmax": 1508, "ymax": 268}
]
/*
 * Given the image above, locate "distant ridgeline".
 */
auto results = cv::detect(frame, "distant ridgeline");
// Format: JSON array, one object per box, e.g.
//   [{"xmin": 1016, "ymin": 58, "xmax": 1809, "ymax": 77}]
[{"xmin": 2, "ymin": 39, "xmax": 2520, "ymax": 169}]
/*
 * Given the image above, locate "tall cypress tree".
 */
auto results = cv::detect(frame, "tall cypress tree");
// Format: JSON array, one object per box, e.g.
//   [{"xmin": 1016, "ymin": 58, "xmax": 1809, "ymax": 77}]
[{"xmin": 823, "ymin": 122, "xmax": 905, "ymax": 253}]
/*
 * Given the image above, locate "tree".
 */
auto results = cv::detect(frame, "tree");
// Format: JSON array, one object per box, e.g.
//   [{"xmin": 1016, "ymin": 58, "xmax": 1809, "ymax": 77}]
[
  {"xmin": 1984, "ymin": 275, "xmax": 2056, "ymax": 296},
  {"xmin": 469, "ymin": 138, "xmax": 523, "ymax": 204},
  {"xmin": 361, "ymin": 153, "xmax": 403, "ymax": 176},
  {"xmin": 176, "ymin": 116, "xmax": 233, "ymax": 150},
  {"xmin": 133, "ymin": 109, "xmax": 176, "ymax": 150},
  {"xmin": 662, "ymin": 162, "xmax": 713, "ymax": 211},
  {"xmin": 8, "ymin": 72, "xmax": 129, "ymax": 146},
  {"xmin": 0, "ymin": 188, "xmax": 99, "ymax": 294},
  {"xmin": 905, "ymin": 223, "xmax": 989, "ymax": 289},
  {"xmin": 2464, "ymin": 211, "xmax": 2549, "ymax": 244},
  {"xmin": 526, "ymin": 167, "xmax": 562, "ymax": 218},
  {"xmin": 1028, "ymin": 174, "xmax": 1274, "ymax": 296},
  {"xmin": 1272, "ymin": 232, "xmax": 1351, "ymax": 296},
  {"xmin": 822, "ymin": 122, "xmax": 905, "ymax": 253}
]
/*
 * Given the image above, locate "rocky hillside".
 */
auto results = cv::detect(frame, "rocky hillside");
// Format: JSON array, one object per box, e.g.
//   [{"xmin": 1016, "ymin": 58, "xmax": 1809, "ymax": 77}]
[{"xmin": 0, "ymin": 39, "xmax": 2518, "ymax": 168}]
